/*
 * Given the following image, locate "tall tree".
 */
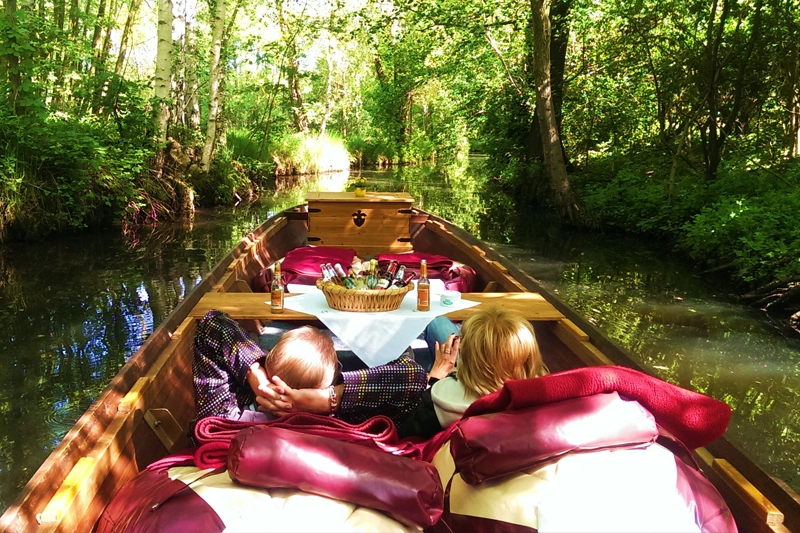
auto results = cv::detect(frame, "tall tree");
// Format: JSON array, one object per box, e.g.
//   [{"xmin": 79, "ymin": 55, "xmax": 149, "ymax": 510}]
[
  {"xmin": 529, "ymin": 0, "xmax": 577, "ymax": 220},
  {"xmin": 200, "ymin": 0, "xmax": 225, "ymax": 171},
  {"xmin": 154, "ymin": 0, "xmax": 173, "ymax": 144}
]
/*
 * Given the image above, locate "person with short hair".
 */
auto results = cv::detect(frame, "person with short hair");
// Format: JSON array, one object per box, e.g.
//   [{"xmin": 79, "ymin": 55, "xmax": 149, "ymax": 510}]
[
  {"xmin": 192, "ymin": 310, "xmax": 428, "ymax": 426},
  {"xmin": 193, "ymin": 310, "xmax": 339, "ymax": 423}
]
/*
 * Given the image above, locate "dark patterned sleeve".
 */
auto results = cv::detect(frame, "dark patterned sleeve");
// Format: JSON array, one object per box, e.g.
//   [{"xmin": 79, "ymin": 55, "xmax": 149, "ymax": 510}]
[
  {"xmin": 338, "ymin": 350, "xmax": 427, "ymax": 426},
  {"xmin": 192, "ymin": 310, "xmax": 264, "ymax": 420}
]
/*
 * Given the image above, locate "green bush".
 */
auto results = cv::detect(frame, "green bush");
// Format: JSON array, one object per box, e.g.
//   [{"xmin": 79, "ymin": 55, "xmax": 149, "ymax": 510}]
[{"xmin": 681, "ymin": 192, "xmax": 800, "ymax": 283}]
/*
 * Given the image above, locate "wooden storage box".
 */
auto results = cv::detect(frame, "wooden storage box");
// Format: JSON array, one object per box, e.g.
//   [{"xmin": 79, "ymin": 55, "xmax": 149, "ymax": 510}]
[{"xmin": 306, "ymin": 192, "xmax": 414, "ymax": 257}]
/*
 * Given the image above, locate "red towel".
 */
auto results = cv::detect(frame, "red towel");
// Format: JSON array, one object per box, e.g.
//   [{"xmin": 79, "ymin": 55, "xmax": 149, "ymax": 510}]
[
  {"xmin": 463, "ymin": 366, "xmax": 731, "ymax": 451},
  {"xmin": 193, "ymin": 413, "xmax": 423, "ymax": 469}
]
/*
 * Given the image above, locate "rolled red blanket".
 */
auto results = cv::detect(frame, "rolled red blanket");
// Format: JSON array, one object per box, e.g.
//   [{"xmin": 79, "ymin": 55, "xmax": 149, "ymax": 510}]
[
  {"xmin": 193, "ymin": 412, "xmax": 422, "ymax": 469},
  {"xmin": 228, "ymin": 426, "xmax": 444, "ymax": 528}
]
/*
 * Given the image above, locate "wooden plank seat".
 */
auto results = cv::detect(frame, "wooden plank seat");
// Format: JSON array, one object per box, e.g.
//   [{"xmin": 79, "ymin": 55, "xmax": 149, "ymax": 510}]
[{"xmin": 189, "ymin": 291, "xmax": 566, "ymax": 322}]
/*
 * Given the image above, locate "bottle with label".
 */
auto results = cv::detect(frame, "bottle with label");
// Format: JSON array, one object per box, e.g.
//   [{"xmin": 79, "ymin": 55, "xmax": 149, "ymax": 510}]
[
  {"xmin": 366, "ymin": 259, "xmax": 378, "ymax": 289},
  {"xmin": 325, "ymin": 263, "xmax": 340, "ymax": 285},
  {"xmin": 376, "ymin": 261, "xmax": 398, "ymax": 290},
  {"xmin": 417, "ymin": 259, "xmax": 430, "ymax": 311},
  {"xmin": 390, "ymin": 265, "xmax": 406, "ymax": 287},
  {"xmin": 334, "ymin": 263, "xmax": 356, "ymax": 289},
  {"xmin": 271, "ymin": 262, "xmax": 285, "ymax": 314},
  {"xmin": 320, "ymin": 263, "xmax": 332, "ymax": 283}
]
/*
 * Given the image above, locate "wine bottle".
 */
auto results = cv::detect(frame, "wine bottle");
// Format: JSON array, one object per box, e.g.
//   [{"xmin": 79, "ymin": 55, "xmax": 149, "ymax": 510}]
[
  {"xmin": 417, "ymin": 259, "xmax": 430, "ymax": 311},
  {"xmin": 325, "ymin": 263, "xmax": 339, "ymax": 284},
  {"xmin": 366, "ymin": 259, "xmax": 378, "ymax": 289},
  {"xmin": 390, "ymin": 265, "xmax": 406, "ymax": 287},
  {"xmin": 271, "ymin": 262, "xmax": 285, "ymax": 314},
  {"xmin": 334, "ymin": 263, "xmax": 356, "ymax": 289},
  {"xmin": 376, "ymin": 260, "xmax": 398, "ymax": 290}
]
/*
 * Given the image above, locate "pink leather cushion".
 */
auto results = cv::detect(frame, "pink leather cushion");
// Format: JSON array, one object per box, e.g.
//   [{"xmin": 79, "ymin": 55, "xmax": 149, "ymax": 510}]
[
  {"xmin": 450, "ymin": 392, "xmax": 659, "ymax": 485},
  {"xmin": 377, "ymin": 252, "xmax": 476, "ymax": 292},
  {"xmin": 227, "ymin": 425, "xmax": 444, "ymax": 528},
  {"xmin": 254, "ymin": 246, "xmax": 356, "ymax": 291}
]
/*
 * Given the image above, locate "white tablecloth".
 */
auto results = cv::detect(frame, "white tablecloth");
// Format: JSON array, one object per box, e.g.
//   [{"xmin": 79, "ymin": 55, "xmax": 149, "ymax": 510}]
[{"xmin": 280, "ymin": 281, "xmax": 479, "ymax": 367}]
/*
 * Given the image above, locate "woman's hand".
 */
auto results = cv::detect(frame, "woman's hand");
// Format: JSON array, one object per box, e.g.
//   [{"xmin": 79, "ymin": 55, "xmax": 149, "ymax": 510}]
[
  {"xmin": 254, "ymin": 375, "xmax": 335, "ymax": 417},
  {"xmin": 429, "ymin": 334, "xmax": 460, "ymax": 382}
]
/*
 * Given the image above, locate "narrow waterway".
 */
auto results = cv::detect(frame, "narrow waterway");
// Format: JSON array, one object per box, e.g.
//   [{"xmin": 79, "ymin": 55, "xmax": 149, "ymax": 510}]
[{"xmin": 0, "ymin": 165, "xmax": 797, "ymax": 513}]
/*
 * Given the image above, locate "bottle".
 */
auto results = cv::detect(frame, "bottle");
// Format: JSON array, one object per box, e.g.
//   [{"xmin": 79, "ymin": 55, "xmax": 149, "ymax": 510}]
[
  {"xmin": 325, "ymin": 263, "xmax": 340, "ymax": 284},
  {"xmin": 320, "ymin": 263, "xmax": 332, "ymax": 283},
  {"xmin": 417, "ymin": 259, "xmax": 430, "ymax": 311},
  {"xmin": 376, "ymin": 261, "xmax": 398, "ymax": 290},
  {"xmin": 334, "ymin": 263, "xmax": 356, "ymax": 289},
  {"xmin": 271, "ymin": 262, "xmax": 284, "ymax": 314},
  {"xmin": 390, "ymin": 265, "xmax": 406, "ymax": 288},
  {"xmin": 366, "ymin": 259, "xmax": 378, "ymax": 289}
]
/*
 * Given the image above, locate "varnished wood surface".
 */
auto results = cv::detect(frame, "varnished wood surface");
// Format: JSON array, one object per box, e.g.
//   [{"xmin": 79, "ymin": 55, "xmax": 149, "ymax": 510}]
[
  {"xmin": 306, "ymin": 191, "xmax": 414, "ymax": 203},
  {"xmin": 189, "ymin": 291, "xmax": 565, "ymax": 321}
]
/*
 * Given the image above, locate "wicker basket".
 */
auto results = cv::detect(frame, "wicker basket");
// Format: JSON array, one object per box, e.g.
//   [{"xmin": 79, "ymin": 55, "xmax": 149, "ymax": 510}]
[{"xmin": 315, "ymin": 279, "xmax": 413, "ymax": 312}]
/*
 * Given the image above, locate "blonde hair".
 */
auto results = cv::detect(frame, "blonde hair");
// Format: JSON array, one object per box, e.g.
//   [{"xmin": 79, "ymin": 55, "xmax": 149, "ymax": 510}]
[
  {"xmin": 457, "ymin": 307, "xmax": 548, "ymax": 397},
  {"xmin": 263, "ymin": 326, "xmax": 338, "ymax": 390}
]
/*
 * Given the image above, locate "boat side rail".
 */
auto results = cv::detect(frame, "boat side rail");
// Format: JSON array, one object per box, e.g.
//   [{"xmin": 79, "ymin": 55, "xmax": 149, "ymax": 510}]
[
  {"xmin": 214, "ymin": 216, "xmax": 289, "ymax": 293},
  {"xmin": 33, "ymin": 318, "xmax": 197, "ymax": 533},
  {"xmin": 416, "ymin": 217, "xmax": 527, "ymax": 293}
]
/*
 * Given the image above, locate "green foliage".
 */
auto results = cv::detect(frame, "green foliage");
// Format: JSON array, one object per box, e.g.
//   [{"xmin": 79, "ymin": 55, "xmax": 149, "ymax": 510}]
[
  {"xmin": 575, "ymin": 152, "xmax": 708, "ymax": 233},
  {"xmin": 0, "ymin": 87, "xmax": 156, "ymax": 240},
  {"xmin": 681, "ymin": 174, "xmax": 800, "ymax": 283}
]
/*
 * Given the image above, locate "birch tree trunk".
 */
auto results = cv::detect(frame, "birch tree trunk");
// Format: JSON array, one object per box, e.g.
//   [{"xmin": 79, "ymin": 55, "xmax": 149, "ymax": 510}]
[
  {"xmin": 200, "ymin": 0, "xmax": 225, "ymax": 171},
  {"xmin": 154, "ymin": 0, "xmax": 173, "ymax": 144},
  {"xmin": 529, "ymin": 0, "xmax": 577, "ymax": 221},
  {"xmin": 185, "ymin": 0, "xmax": 201, "ymax": 131}
]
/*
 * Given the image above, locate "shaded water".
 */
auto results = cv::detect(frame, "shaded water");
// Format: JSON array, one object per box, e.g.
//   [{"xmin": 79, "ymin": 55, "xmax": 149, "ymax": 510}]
[{"xmin": 0, "ymin": 163, "xmax": 797, "ymax": 513}]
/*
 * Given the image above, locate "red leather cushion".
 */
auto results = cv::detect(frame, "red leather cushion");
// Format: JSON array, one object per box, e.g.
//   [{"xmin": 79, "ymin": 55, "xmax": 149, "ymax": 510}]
[
  {"xmin": 450, "ymin": 392, "xmax": 659, "ymax": 484},
  {"xmin": 227, "ymin": 425, "xmax": 444, "ymax": 528},
  {"xmin": 254, "ymin": 246, "xmax": 356, "ymax": 291}
]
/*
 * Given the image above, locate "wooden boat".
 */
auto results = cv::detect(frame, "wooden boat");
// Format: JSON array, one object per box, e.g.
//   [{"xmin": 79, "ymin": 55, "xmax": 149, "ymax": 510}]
[{"xmin": 1, "ymin": 191, "xmax": 798, "ymax": 533}]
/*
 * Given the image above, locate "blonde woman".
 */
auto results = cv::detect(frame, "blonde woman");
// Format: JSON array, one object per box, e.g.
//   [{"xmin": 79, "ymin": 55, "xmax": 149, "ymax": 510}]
[{"xmin": 401, "ymin": 306, "xmax": 549, "ymax": 438}]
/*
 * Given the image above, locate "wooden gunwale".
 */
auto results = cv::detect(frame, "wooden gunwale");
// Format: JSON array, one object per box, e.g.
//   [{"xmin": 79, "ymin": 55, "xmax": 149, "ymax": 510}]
[{"xmin": 3, "ymin": 203, "xmax": 798, "ymax": 533}]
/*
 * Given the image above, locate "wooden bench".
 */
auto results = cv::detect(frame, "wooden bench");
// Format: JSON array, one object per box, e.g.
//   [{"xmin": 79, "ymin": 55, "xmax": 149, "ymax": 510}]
[{"xmin": 189, "ymin": 291, "xmax": 566, "ymax": 322}]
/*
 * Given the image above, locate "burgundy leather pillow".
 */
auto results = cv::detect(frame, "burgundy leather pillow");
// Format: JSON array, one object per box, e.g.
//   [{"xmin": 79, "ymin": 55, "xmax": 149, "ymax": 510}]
[
  {"xmin": 254, "ymin": 246, "xmax": 356, "ymax": 291},
  {"xmin": 227, "ymin": 425, "xmax": 444, "ymax": 528},
  {"xmin": 450, "ymin": 392, "xmax": 659, "ymax": 485}
]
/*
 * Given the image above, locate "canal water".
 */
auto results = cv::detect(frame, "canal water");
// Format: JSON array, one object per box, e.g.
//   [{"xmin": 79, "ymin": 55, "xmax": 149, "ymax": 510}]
[{"xmin": 0, "ymin": 164, "xmax": 797, "ymax": 513}]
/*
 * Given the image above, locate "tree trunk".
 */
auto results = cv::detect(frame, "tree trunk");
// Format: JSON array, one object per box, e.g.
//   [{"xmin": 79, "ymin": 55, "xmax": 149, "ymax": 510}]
[
  {"xmin": 4, "ymin": 0, "xmax": 22, "ymax": 113},
  {"xmin": 114, "ymin": 0, "xmax": 144, "ymax": 75},
  {"xmin": 89, "ymin": 0, "xmax": 106, "ymax": 76},
  {"xmin": 154, "ymin": 0, "xmax": 173, "ymax": 144},
  {"xmin": 530, "ymin": 0, "xmax": 577, "ymax": 221},
  {"xmin": 200, "ymin": 0, "xmax": 225, "ymax": 171},
  {"xmin": 185, "ymin": 0, "xmax": 200, "ymax": 130},
  {"xmin": 319, "ymin": 46, "xmax": 333, "ymax": 137}
]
